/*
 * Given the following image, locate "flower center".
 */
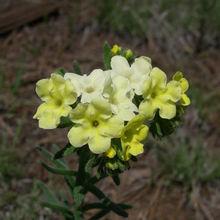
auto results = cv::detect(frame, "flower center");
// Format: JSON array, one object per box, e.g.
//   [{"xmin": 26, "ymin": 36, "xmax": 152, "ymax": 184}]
[
  {"xmin": 55, "ymin": 99, "xmax": 63, "ymax": 106},
  {"xmin": 85, "ymin": 86, "xmax": 95, "ymax": 93},
  {"xmin": 151, "ymin": 91, "xmax": 157, "ymax": 99},
  {"xmin": 92, "ymin": 120, "xmax": 99, "ymax": 127}
]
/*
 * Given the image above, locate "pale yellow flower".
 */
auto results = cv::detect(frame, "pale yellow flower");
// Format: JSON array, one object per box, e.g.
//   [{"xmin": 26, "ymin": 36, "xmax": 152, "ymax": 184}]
[
  {"xmin": 105, "ymin": 147, "xmax": 116, "ymax": 158},
  {"xmin": 65, "ymin": 69, "xmax": 110, "ymax": 103},
  {"xmin": 34, "ymin": 74, "xmax": 77, "ymax": 129},
  {"xmin": 121, "ymin": 114, "xmax": 149, "ymax": 161},
  {"xmin": 104, "ymin": 75, "xmax": 138, "ymax": 121},
  {"xmin": 139, "ymin": 67, "xmax": 182, "ymax": 120},
  {"xmin": 110, "ymin": 55, "xmax": 152, "ymax": 95},
  {"xmin": 111, "ymin": 44, "xmax": 121, "ymax": 55},
  {"xmin": 173, "ymin": 72, "xmax": 190, "ymax": 106},
  {"xmin": 67, "ymin": 99, "xmax": 124, "ymax": 154}
]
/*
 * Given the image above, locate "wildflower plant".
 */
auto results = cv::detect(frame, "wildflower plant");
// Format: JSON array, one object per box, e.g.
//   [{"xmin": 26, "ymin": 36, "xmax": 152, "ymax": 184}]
[{"xmin": 34, "ymin": 42, "xmax": 190, "ymax": 219}]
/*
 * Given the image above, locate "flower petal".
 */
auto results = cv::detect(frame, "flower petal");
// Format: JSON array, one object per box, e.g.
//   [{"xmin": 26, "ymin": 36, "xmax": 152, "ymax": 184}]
[
  {"xmin": 70, "ymin": 103, "xmax": 88, "ymax": 123},
  {"xmin": 34, "ymin": 102, "xmax": 71, "ymax": 129},
  {"xmin": 105, "ymin": 147, "xmax": 116, "ymax": 158},
  {"xmin": 36, "ymin": 79, "xmax": 52, "ymax": 102},
  {"xmin": 101, "ymin": 116, "xmax": 124, "ymax": 137},
  {"xmin": 111, "ymin": 55, "xmax": 130, "ymax": 75},
  {"xmin": 136, "ymin": 125, "xmax": 149, "ymax": 142},
  {"xmin": 68, "ymin": 126, "xmax": 90, "ymax": 147},
  {"xmin": 151, "ymin": 67, "xmax": 167, "ymax": 89},
  {"xmin": 62, "ymin": 80, "xmax": 77, "ymax": 105},
  {"xmin": 139, "ymin": 100, "xmax": 157, "ymax": 120},
  {"xmin": 88, "ymin": 135, "xmax": 111, "ymax": 154},
  {"xmin": 131, "ymin": 56, "xmax": 152, "ymax": 76},
  {"xmin": 165, "ymin": 80, "xmax": 182, "ymax": 102},
  {"xmin": 180, "ymin": 78, "xmax": 189, "ymax": 93},
  {"xmin": 128, "ymin": 142, "xmax": 144, "ymax": 157},
  {"xmin": 181, "ymin": 94, "xmax": 191, "ymax": 106},
  {"xmin": 158, "ymin": 102, "xmax": 176, "ymax": 119},
  {"xmin": 64, "ymin": 72, "xmax": 82, "ymax": 97}
]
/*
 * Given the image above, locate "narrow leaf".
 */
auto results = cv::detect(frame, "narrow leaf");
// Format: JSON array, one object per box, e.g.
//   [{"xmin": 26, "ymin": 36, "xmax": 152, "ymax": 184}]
[
  {"xmin": 103, "ymin": 42, "xmax": 111, "ymax": 70},
  {"xmin": 73, "ymin": 186, "xmax": 84, "ymax": 207},
  {"xmin": 118, "ymin": 203, "xmax": 132, "ymax": 209},
  {"xmin": 54, "ymin": 143, "xmax": 76, "ymax": 159},
  {"xmin": 36, "ymin": 146, "xmax": 67, "ymax": 168},
  {"xmin": 85, "ymin": 155, "xmax": 97, "ymax": 174},
  {"xmin": 36, "ymin": 180, "xmax": 59, "ymax": 204},
  {"xmin": 58, "ymin": 116, "xmax": 74, "ymax": 128},
  {"xmin": 89, "ymin": 209, "xmax": 111, "ymax": 220},
  {"xmin": 112, "ymin": 174, "xmax": 120, "ymax": 185},
  {"xmin": 83, "ymin": 202, "xmax": 106, "ymax": 211},
  {"xmin": 73, "ymin": 60, "xmax": 81, "ymax": 75},
  {"xmin": 109, "ymin": 203, "xmax": 128, "ymax": 217},
  {"xmin": 41, "ymin": 162, "xmax": 77, "ymax": 176},
  {"xmin": 42, "ymin": 202, "xmax": 73, "ymax": 217},
  {"xmin": 55, "ymin": 67, "xmax": 66, "ymax": 77}
]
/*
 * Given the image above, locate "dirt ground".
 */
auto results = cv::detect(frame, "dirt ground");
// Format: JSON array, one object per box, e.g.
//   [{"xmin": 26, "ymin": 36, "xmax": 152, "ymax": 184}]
[{"xmin": 0, "ymin": 1, "xmax": 220, "ymax": 220}]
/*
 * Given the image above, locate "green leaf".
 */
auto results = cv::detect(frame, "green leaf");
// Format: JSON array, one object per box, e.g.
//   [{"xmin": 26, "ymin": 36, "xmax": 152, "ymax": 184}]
[
  {"xmin": 41, "ymin": 162, "xmax": 77, "ymax": 176},
  {"xmin": 55, "ymin": 67, "xmax": 66, "ymax": 77},
  {"xmin": 118, "ymin": 203, "xmax": 132, "ymax": 209},
  {"xmin": 89, "ymin": 209, "xmax": 111, "ymax": 220},
  {"xmin": 37, "ymin": 146, "xmax": 77, "ymax": 200},
  {"xmin": 58, "ymin": 116, "xmax": 74, "ymax": 128},
  {"xmin": 54, "ymin": 143, "xmax": 76, "ymax": 159},
  {"xmin": 36, "ymin": 180, "xmax": 60, "ymax": 204},
  {"xmin": 36, "ymin": 146, "xmax": 67, "ymax": 168},
  {"xmin": 73, "ymin": 186, "xmax": 84, "ymax": 207},
  {"xmin": 103, "ymin": 41, "xmax": 111, "ymax": 70},
  {"xmin": 42, "ymin": 202, "xmax": 74, "ymax": 217},
  {"xmin": 85, "ymin": 155, "xmax": 98, "ymax": 174},
  {"xmin": 37, "ymin": 180, "xmax": 74, "ymax": 218},
  {"xmin": 87, "ymin": 184, "xmax": 129, "ymax": 217},
  {"xmin": 74, "ymin": 210, "xmax": 83, "ymax": 220},
  {"xmin": 87, "ymin": 184, "xmax": 106, "ymax": 200},
  {"xmin": 109, "ymin": 203, "xmax": 128, "ymax": 217},
  {"xmin": 112, "ymin": 174, "xmax": 120, "ymax": 185},
  {"xmin": 83, "ymin": 202, "xmax": 106, "ymax": 211},
  {"xmin": 73, "ymin": 61, "xmax": 82, "ymax": 75}
]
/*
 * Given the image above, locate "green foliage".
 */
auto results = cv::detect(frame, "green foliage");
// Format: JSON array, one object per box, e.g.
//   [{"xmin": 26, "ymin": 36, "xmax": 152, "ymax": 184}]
[
  {"xmin": 54, "ymin": 67, "xmax": 66, "ymax": 77},
  {"xmin": 73, "ymin": 61, "xmax": 82, "ymax": 75},
  {"xmin": 150, "ymin": 106, "xmax": 185, "ymax": 138},
  {"xmin": 54, "ymin": 143, "xmax": 77, "ymax": 159},
  {"xmin": 103, "ymin": 41, "xmax": 112, "ymax": 69},
  {"xmin": 96, "ymin": 0, "xmax": 220, "ymax": 51},
  {"xmin": 154, "ymin": 139, "xmax": 220, "ymax": 189},
  {"xmin": 97, "ymin": 0, "xmax": 150, "ymax": 36},
  {"xmin": 0, "ymin": 147, "xmax": 23, "ymax": 181},
  {"xmin": 0, "ymin": 179, "xmax": 53, "ymax": 220},
  {"xmin": 11, "ymin": 65, "xmax": 25, "ymax": 95},
  {"xmin": 37, "ymin": 145, "xmax": 131, "ymax": 219},
  {"xmin": 58, "ymin": 116, "xmax": 74, "ymax": 128},
  {"xmin": 0, "ymin": 122, "xmax": 24, "ymax": 181}
]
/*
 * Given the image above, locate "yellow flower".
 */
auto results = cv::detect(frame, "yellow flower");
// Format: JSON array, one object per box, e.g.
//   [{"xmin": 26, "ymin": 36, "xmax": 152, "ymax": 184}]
[
  {"xmin": 125, "ymin": 49, "xmax": 133, "ymax": 59},
  {"xmin": 172, "ymin": 72, "xmax": 190, "ymax": 106},
  {"xmin": 121, "ymin": 114, "xmax": 149, "ymax": 161},
  {"xmin": 111, "ymin": 44, "xmax": 121, "ymax": 55},
  {"xmin": 105, "ymin": 147, "xmax": 116, "ymax": 158},
  {"xmin": 65, "ymin": 69, "xmax": 109, "ymax": 103},
  {"xmin": 139, "ymin": 67, "xmax": 182, "ymax": 120},
  {"xmin": 67, "ymin": 99, "xmax": 124, "ymax": 154},
  {"xmin": 33, "ymin": 73, "xmax": 77, "ymax": 129},
  {"xmin": 105, "ymin": 75, "xmax": 138, "ymax": 121},
  {"xmin": 111, "ymin": 55, "xmax": 152, "ymax": 95}
]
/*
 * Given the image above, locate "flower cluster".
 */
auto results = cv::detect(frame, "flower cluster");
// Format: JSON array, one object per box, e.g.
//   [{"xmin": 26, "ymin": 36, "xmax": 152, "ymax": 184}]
[{"xmin": 34, "ymin": 45, "xmax": 190, "ymax": 169}]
